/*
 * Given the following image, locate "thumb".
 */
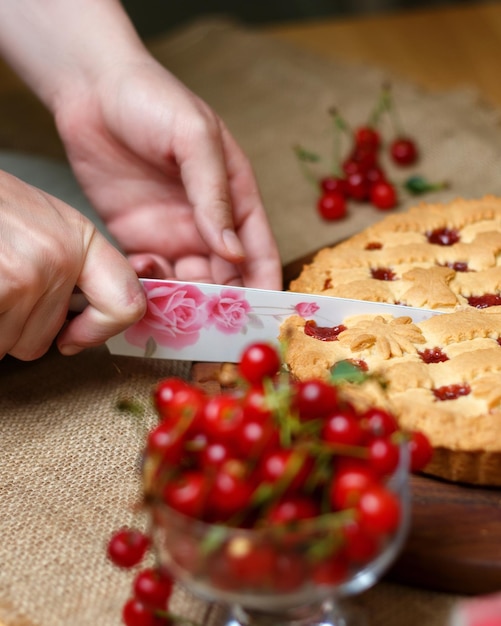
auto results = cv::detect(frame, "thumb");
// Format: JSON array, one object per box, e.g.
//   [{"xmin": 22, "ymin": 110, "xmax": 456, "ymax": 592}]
[{"xmin": 57, "ymin": 232, "xmax": 146, "ymax": 355}]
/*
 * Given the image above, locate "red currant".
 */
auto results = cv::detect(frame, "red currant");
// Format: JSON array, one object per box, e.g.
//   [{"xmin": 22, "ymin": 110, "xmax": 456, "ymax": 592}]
[
  {"xmin": 356, "ymin": 485, "xmax": 401, "ymax": 535},
  {"xmin": 210, "ymin": 460, "xmax": 255, "ymax": 518},
  {"xmin": 133, "ymin": 567, "xmax": 174, "ymax": 611},
  {"xmin": 153, "ymin": 377, "xmax": 189, "ymax": 419},
  {"xmin": 370, "ymin": 181, "xmax": 398, "ymax": 210},
  {"xmin": 368, "ymin": 437, "xmax": 400, "ymax": 476},
  {"xmin": 267, "ymin": 495, "xmax": 319, "ymax": 525},
  {"xmin": 354, "ymin": 126, "xmax": 381, "ymax": 151},
  {"xmin": 293, "ymin": 379, "xmax": 339, "ymax": 420},
  {"xmin": 201, "ymin": 394, "xmax": 244, "ymax": 443},
  {"xmin": 238, "ymin": 343, "xmax": 281, "ymax": 385},
  {"xmin": 122, "ymin": 598, "xmax": 169, "ymax": 626},
  {"xmin": 408, "ymin": 430, "xmax": 434, "ymax": 472},
  {"xmin": 162, "ymin": 470, "xmax": 208, "ymax": 518},
  {"xmin": 107, "ymin": 528, "xmax": 150, "ymax": 569},
  {"xmin": 320, "ymin": 175, "xmax": 349, "ymax": 196},
  {"xmin": 317, "ymin": 191, "xmax": 347, "ymax": 221},
  {"xmin": 390, "ymin": 137, "xmax": 418, "ymax": 166},
  {"xmin": 329, "ymin": 464, "xmax": 377, "ymax": 510},
  {"xmin": 346, "ymin": 171, "xmax": 371, "ymax": 201},
  {"xmin": 321, "ymin": 409, "xmax": 363, "ymax": 446}
]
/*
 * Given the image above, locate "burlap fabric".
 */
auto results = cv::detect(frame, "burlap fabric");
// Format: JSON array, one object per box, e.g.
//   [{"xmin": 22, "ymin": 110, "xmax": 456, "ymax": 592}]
[{"xmin": 3, "ymin": 16, "xmax": 501, "ymax": 626}]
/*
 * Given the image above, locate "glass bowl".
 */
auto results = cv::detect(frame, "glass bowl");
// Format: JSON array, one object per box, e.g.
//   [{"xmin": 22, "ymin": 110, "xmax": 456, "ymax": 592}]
[{"xmin": 147, "ymin": 444, "xmax": 410, "ymax": 626}]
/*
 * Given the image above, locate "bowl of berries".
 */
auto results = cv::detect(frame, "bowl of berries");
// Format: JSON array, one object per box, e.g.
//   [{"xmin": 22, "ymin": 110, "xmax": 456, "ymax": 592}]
[{"xmin": 109, "ymin": 342, "xmax": 432, "ymax": 626}]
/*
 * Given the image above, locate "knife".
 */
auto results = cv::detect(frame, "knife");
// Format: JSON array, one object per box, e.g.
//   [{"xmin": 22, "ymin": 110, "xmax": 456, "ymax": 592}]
[{"xmin": 70, "ymin": 278, "xmax": 440, "ymax": 362}]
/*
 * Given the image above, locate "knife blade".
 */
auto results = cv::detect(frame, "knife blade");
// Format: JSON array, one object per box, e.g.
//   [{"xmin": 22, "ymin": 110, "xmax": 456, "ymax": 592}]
[{"xmin": 70, "ymin": 278, "xmax": 440, "ymax": 362}]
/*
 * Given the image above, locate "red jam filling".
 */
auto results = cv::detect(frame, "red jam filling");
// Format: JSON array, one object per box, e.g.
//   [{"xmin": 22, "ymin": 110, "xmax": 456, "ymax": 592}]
[
  {"xmin": 467, "ymin": 294, "xmax": 501, "ymax": 308},
  {"xmin": 323, "ymin": 278, "xmax": 333, "ymax": 290},
  {"xmin": 371, "ymin": 267, "xmax": 396, "ymax": 281},
  {"xmin": 304, "ymin": 320, "xmax": 346, "ymax": 341},
  {"xmin": 426, "ymin": 228, "xmax": 460, "ymax": 246},
  {"xmin": 418, "ymin": 347, "xmax": 449, "ymax": 363},
  {"xmin": 365, "ymin": 242, "xmax": 383, "ymax": 250},
  {"xmin": 433, "ymin": 383, "xmax": 471, "ymax": 401},
  {"xmin": 347, "ymin": 359, "xmax": 368, "ymax": 371},
  {"xmin": 440, "ymin": 261, "xmax": 470, "ymax": 272}
]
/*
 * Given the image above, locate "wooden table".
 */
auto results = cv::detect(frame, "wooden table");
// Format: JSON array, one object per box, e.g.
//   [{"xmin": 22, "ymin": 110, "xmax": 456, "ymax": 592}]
[
  {"xmin": 266, "ymin": 1, "xmax": 501, "ymax": 110},
  {"xmin": 2, "ymin": 1, "xmax": 501, "ymax": 159}
]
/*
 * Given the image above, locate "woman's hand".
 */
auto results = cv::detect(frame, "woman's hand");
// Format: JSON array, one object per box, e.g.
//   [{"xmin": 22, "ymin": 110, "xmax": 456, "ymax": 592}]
[
  {"xmin": 54, "ymin": 55, "xmax": 282, "ymax": 289},
  {"xmin": 0, "ymin": 170, "xmax": 145, "ymax": 360}
]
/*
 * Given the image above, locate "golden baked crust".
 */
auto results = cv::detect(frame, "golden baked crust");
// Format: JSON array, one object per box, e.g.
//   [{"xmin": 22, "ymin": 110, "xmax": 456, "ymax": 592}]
[
  {"xmin": 285, "ymin": 196, "xmax": 501, "ymax": 486},
  {"xmin": 290, "ymin": 195, "xmax": 501, "ymax": 311},
  {"xmin": 279, "ymin": 310, "xmax": 501, "ymax": 485}
]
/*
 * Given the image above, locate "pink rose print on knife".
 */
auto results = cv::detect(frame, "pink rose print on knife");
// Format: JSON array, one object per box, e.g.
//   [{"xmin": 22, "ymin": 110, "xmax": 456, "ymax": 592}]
[
  {"xmin": 295, "ymin": 302, "xmax": 320, "ymax": 317},
  {"xmin": 206, "ymin": 288, "xmax": 252, "ymax": 333},
  {"xmin": 125, "ymin": 281, "xmax": 210, "ymax": 351}
]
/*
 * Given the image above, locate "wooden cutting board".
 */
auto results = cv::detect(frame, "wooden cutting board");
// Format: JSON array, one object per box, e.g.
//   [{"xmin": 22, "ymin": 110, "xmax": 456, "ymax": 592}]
[{"xmin": 191, "ymin": 362, "xmax": 501, "ymax": 597}]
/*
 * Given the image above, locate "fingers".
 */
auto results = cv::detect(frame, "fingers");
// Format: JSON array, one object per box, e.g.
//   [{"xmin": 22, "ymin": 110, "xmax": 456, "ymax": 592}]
[
  {"xmin": 176, "ymin": 114, "xmax": 282, "ymax": 289},
  {"xmin": 56, "ymin": 233, "xmax": 146, "ymax": 355},
  {"xmin": 176, "ymin": 112, "xmax": 245, "ymax": 264}
]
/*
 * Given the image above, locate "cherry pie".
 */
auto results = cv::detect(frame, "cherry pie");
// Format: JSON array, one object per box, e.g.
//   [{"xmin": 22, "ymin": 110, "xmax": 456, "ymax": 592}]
[{"xmin": 283, "ymin": 196, "xmax": 501, "ymax": 485}]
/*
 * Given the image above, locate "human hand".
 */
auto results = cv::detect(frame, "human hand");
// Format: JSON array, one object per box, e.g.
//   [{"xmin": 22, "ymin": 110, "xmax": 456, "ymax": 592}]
[
  {"xmin": 0, "ymin": 170, "xmax": 145, "ymax": 360},
  {"xmin": 54, "ymin": 54, "xmax": 282, "ymax": 290}
]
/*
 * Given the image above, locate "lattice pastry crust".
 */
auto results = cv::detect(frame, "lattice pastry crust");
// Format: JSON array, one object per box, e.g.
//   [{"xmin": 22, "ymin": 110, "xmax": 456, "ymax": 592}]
[
  {"xmin": 285, "ymin": 196, "xmax": 501, "ymax": 485},
  {"xmin": 290, "ymin": 195, "xmax": 501, "ymax": 311}
]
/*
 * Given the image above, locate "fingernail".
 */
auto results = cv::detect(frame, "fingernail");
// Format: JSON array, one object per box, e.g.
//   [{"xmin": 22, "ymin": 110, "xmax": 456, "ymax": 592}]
[
  {"xmin": 58, "ymin": 343, "xmax": 82, "ymax": 356},
  {"xmin": 223, "ymin": 229, "xmax": 245, "ymax": 259}
]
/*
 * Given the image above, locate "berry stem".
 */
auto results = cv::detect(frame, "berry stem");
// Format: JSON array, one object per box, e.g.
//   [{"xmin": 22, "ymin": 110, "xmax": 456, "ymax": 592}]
[
  {"xmin": 380, "ymin": 83, "xmax": 406, "ymax": 137},
  {"xmin": 293, "ymin": 144, "xmax": 323, "ymax": 190},
  {"xmin": 328, "ymin": 107, "xmax": 349, "ymax": 177}
]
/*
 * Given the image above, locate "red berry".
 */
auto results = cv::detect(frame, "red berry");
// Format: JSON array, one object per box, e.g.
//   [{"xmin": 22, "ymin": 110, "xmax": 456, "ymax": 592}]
[
  {"xmin": 122, "ymin": 598, "xmax": 168, "ymax": 626},
  {"xmin": 133, "ymin": 567, "xmax": 174, "ymax": 611},
  {"xmin": 201, "ymin": 394, "xmax": 244, "ymax": 443},
  {"xmin": 107, "ymin": 528, "xmax": 150, "ymax": 569},
  {"xmin": 322, "ymin": 409, "xmax": 363, "ymax": 446},
  {"xmin": 346, "ymin": 171, "xmax": 371, "ymax": 201},
  {"xmin": 312, "ymin": 553, "xmax": 349, "ymax": 586},
  {"xmin": 368, "ymin": 437, "xmax": 400, "ymax": 476},
  {"xmin": 317, "ymin": 191, "xmax": 347, "ymax": 221},
  {"xmin": 210, "ymin": 461, "xmax": 255, "ymax": 518},
  {"xmin": 267, "ymin": 495, "xmax": 319, "ymax": 525},
  {"xmin": 342, "ymin": 519, "xmax": 379, "ymax": 563},
  {"xmin": 370, "ymin": 181, "xmax": 398, "ymax": 210},
  {"xmin": 153, "ymin": 377, "xmax": 189, "ymax": 419},
  {"xmin": 390, "ymin": 137, "xmax": 418, "ymax": 166},
  {"xmin": 199, "ymin": 440, "xmax": 232, "ymax": 469},
  {"xmin": 259, "ymin": 448, "xmax": 312, "ymax": 492},
  {"xmin": 235, "ymin": 417, "xmax": 280, "ymax": 459},
  {"xmin": 293, "ymin": 379, "xmax": 339, "ymax": 420},
  {"xmin": 238, "ymin": 343, "xmax": 281, "ymax": 385},
  {"xmin": 320, "ymin": 176, "xmax": 349, "ymax": 196},
  {"xmin": 222, "ymin": 540, "xmax": 277, "ymax": 590},
  {"xmin": 330, "ymin": 464, "xmax": 377, "ymax": 510},
  {"xmin": 408, "ymin": 430, "xmax": 434, "ymax": 472},
  {"xmin": 241, "ymin": 387, "xmax": 273, "ymax": 423},
  {"xmin": 355, "ymin": 126, "xmax": 381, "ymax": 151},
  {"xmin": 361, "ymin": 407, "xmax": 398, "ymax": 439},
  {"xmin": 162, "ymin": 470, "xmax": 208, "ymax": 518},
  {"xmin": 146, "ymin": 420, "xmax": 185, "ymax": 465},
  {"xmin": 356, "ymin": 485, "xmax": 401, "ymax": 535}
]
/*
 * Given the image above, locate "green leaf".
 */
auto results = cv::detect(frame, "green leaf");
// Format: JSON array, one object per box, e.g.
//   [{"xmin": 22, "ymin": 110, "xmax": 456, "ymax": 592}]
[
  {"xmin": 330, "ymin": 360, "xmax": 368, "ymax": 384},
  {"xmin": 404, "ymin": 175, "xmax": 449, "ymax": 196},
  {"xmin": 200, "ymin": 525, "xmax": 228, "ymax": 556}
]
